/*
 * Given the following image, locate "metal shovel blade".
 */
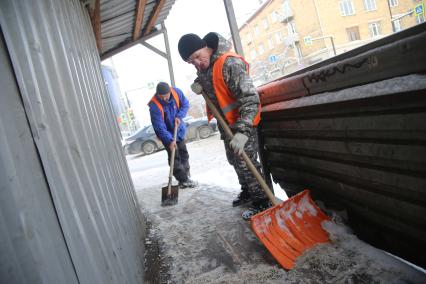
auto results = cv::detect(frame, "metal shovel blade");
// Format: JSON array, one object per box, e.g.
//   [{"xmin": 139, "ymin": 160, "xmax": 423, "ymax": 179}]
[
  {"xmin": 251, "ymin": 190, "xmax": 330, "ymax": 270},
  {"xmin": 161, "ymin": 185, "xmax": 179, "ymax": 206}
]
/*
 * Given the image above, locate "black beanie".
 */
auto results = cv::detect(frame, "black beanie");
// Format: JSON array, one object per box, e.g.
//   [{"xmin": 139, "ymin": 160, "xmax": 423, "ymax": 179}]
[
  {"xmin": 203, "ymin": 32, "xmax": 219, "ymax": 50},
  {"xmin": 178, "ymin": 34, "xmax": 206, "ymax": 61},
  {"xmin": 156, "ymin": 82, "xmax": 170, "ymax": 95}
]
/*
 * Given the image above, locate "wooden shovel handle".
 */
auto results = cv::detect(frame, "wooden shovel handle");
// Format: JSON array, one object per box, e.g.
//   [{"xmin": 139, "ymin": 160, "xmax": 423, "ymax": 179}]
[
  {"xmin": 168, "ymin": 122, "xmax": 178, "ymax": 195},
  {"xmin": 201, "ymin": 92, "xmax": 278, "ymax": 205}
]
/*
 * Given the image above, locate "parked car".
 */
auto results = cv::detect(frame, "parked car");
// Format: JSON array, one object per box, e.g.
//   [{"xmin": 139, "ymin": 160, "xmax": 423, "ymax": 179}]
[{"xmin": 123, "ymin": 117, "xmax": 218, "ymax": 155}]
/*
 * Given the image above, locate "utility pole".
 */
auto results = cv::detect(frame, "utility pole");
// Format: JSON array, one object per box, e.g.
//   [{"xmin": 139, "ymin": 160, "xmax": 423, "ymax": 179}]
[
  {"xmin": 329, "ymin": 36, "xmax": 336, "ymax": 56},
  {"xmin": 223, "ymin": 0, "xmax": 245, "ymax": 56}
]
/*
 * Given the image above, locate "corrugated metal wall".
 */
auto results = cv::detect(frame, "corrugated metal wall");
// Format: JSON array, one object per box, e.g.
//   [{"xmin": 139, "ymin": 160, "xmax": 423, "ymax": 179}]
[
  {"xmin": 0, "ymin": 0, "xmax": 145, "ymax": 283},
  {"xmin": 259, "ymin": 25, "xmax": 426, "ymax": 268},
  {"xmin": 0, "ymin": 27, "xmax": 79, "ymax": 284}
]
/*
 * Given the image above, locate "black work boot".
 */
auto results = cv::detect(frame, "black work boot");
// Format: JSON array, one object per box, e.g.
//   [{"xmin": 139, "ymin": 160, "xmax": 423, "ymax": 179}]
[
  {"xmin": 232, "ymin": 190, "xmax": 251, "ymax": 207},
  {"xmin": 178, "ymin": 179, "xmax": 197, "ymax": 189},
  {"xmin": 242, "ymin": 199, "xmax": 272, "ymax": 220}
]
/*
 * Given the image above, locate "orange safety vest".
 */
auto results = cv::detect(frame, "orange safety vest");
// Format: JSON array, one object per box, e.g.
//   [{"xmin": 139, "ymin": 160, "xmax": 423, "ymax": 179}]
[
  {"xmin": 209, "ymin": 52, "xmax": 261, "ymax": 127},
  {"xmin": 149, "ymin": 88, "xmax": 180, "ymax": 120}
]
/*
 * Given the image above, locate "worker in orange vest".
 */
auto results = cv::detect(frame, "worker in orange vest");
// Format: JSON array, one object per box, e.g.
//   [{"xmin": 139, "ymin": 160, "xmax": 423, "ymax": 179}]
[
  {"xmin": 178, "ymin": 32, "xmax": 270, "ymax": 220},
  {"xmin": 148, "ymin": 82, "xmax": 196, "ymax": 189}
]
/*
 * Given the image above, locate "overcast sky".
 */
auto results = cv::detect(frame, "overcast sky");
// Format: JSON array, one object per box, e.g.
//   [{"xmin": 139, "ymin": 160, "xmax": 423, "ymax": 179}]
[{"xmin": 103, "ymin": 0, "xmax": 265, "ymax": 126}]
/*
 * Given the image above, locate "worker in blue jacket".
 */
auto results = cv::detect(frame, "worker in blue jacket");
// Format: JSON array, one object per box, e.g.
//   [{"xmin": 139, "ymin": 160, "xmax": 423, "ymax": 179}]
[{"xmin": 148, "ymin": 82, "xmax": 196, "ymax": 188}]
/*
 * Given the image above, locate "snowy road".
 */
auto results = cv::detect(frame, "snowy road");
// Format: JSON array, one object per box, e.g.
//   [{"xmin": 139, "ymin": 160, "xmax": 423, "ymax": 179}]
[{"xmin": 126, "ymin": 134, "xmax": 425, "ymax": 283}]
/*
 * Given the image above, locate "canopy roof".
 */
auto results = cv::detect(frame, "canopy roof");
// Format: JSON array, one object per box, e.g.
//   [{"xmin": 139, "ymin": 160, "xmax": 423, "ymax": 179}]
[{"xmin": 86, "ymin": 0, "xmax": 176, "ymax": 59}]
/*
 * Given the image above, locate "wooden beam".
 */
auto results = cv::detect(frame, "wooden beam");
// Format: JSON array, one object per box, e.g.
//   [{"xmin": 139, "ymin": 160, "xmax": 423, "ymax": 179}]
[
  {"xmin": 90, "ymin": 0, "xmax": 102, "ymax": 52},
  {"xmin": 100, "ymin": 29, "xmax": 163, "ymax": 60},
  {"xmin": 144, "ymin": 0, "xmax": 166, "ymax": 36},
  {"xmin": 133, "ymin": 0, "xmax": 147, "ymax": 40}
]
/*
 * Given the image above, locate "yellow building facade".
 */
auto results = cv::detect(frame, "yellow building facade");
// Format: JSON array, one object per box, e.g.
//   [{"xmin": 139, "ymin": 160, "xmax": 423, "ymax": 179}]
[{"xmin": 239, "ymin": 0, "xmax": 425, "ymax": 84}]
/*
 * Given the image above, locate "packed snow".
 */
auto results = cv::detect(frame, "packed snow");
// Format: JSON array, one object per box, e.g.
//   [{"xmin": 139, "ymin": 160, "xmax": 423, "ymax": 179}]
[{"xmin": 126, "ymin": 134, "xmax": 425, "ymax": 283}]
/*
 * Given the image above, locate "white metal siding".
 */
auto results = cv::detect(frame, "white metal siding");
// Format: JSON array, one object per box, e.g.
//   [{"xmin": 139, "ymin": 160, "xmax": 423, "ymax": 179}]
[{"xmin": 0, "ymin": 0, "xmax": 145, "ymax": 283}]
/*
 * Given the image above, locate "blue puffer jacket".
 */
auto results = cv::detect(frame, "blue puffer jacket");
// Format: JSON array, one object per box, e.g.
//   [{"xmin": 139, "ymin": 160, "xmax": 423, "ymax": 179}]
[{"xmin": 148, "ymin": 87, "xmax": 189, "ymax": 146}]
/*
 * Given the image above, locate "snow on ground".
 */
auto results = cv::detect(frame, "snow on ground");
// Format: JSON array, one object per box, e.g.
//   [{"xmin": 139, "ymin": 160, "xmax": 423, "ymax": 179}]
[
  {"xmin": 126, "ymin": 134, "xmax": 425, "ymax": 283},
  {"xmin": 128, "ymin": 133, "xmax": 288, "ymax": 201}
]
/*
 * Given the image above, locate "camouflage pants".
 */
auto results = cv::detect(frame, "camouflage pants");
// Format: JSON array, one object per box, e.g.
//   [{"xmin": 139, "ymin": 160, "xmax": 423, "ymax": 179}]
[
  {"xmin": 223, "ymin": 128, "xmax": 268, "ymax": 202},
  {"xmin": 165, "ymin": 140, "xmax": 190, "ymax": 183}
]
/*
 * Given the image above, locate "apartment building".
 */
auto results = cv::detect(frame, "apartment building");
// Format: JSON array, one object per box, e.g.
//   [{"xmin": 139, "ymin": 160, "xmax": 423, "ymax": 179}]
[
  {"xmin": 390, "ymin": 0, "xmax": 425, "ymax": 31},
  {"xmin": 239, "ymin": 0, "xmax": 425, "ymax": 84}
]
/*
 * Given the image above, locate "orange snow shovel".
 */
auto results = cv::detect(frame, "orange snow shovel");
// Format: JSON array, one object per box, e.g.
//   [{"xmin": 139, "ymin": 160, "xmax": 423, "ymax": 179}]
[
  {"xmin": 161, "ymin": 122, "xmax": 179, "ymax": 206},
  {"xmin": 251, "ymin": 190, "xmax": 330, "ymax": 269},
  {"xmin": 201, "ymin": 92, "xmax": 330, "ymax": 269}
]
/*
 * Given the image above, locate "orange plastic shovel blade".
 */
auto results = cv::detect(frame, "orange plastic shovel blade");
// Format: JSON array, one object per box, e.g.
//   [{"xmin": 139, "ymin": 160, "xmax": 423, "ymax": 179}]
[{"xmin": 251, "ymin": 190, "xmax": 330, "ymax": 270}]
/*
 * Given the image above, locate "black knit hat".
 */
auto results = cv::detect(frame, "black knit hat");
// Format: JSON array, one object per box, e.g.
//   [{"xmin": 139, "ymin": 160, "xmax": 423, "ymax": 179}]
[
  {"xmin": 156, "ymin": 82, "xmax": 170, "ymax": 95},
  {"xmin": 203, "ymin": 32, "xmax": 219, "ymax": 50},
  {"xmin": 178, "ymin": 33, "xmax": 206, "ymax": 61}
]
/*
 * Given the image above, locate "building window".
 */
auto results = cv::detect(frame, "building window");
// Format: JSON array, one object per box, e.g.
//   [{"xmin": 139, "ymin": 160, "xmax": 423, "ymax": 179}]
[
  {"xmin": 258, "ymin": 44, "xmax": 265, "ymax": 55},
  {"xmin": 363, "ymin": 0, "xmax": 376, "ymax": 12},
  {"xmin": 389, "ymin": 0, "xmax": 398, "ymax": 7},
  {"xmin": 346, "ymin": 26, "xmax": 360, "ymax": 41},
  {"xmin": 368, "ymin": 22, "xmax": 381, "ymax": 37},
  {"xmin": 268, "ymin": 37, "xmax": 274, "ymax": 50},
  {"xmin": 254, "ymin": 25, "xmax": 260, "ymax": 36},
  {"xmin": 393, "ymin": 19, "xmax": 402, "ymax": 32},
  {"xmin": 262, "ymin": 18, "xmax": 269, "ymax": 30},
  {"xmin": 340, "ymin": 0, "xmax": 355, "ymax": 16},
  {"xmin": 250, "ymin": 49, "xmax": 257, "ymax": 59},
  {"xmin": 280, "ymin": 31, "xmax": 285, "ymax": 41},
  {"xmin": 275, "ymin": 32, "xmax": 282, "ymax": 43},
  {"xmin": 271, "ymin": 12, "xmax": 278, "ymax": 23},
  {"xmin": 416, "ymin": 13, "xmax": 425, "ymax": 24},
  {"xmin": 246, "ymin": 33, "xmax": 252, "ymax": 44}
]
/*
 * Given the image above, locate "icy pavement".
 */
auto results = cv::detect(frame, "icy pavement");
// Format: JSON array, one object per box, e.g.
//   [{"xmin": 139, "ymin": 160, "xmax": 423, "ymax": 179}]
[{"xmin": 126, "ymin": 134, "xmax": 425, "ymax": 283}]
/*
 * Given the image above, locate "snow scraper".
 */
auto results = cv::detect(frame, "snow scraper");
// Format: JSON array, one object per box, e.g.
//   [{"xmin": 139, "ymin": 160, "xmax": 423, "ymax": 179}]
[
  {"xmin": 161, "ymin": 123, "xmax": 179, "ymax": 206},
  {"xmin": 201, "ymin": 92, "xmax": 330, "ymax": 270}
]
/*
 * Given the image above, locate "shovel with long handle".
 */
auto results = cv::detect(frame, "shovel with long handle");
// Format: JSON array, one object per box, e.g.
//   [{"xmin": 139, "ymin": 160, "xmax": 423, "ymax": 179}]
[
  {"xmin": 200, "ymin": 92, "xmax": 279, "ymax": 205},
  {"xmin": 168, "ymin": 123, "xmax": 178, "ymax": 192},
  {"xmin": 161, "ymin": 122, "xmax": 179, "ymax": 206},
  {"xmin": 200, "ymin": 91, "xmax": 330, "ymax": 270}
]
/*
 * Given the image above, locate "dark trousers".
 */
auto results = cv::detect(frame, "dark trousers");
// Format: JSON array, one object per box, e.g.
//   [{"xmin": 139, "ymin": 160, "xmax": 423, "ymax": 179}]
[
  {"xmin": 165, "ymin": 140, "xmax": 190, "ymax": 183},
  {"xmin": 223, "ymin": 128, "xmax": 267, "ymax": 202}
]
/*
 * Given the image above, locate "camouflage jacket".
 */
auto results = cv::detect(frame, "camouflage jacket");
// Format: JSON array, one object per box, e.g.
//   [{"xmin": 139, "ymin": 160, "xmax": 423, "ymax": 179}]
[{"xmin": 195, "ymin": 33, "xmax": 260, "ymax": 137}]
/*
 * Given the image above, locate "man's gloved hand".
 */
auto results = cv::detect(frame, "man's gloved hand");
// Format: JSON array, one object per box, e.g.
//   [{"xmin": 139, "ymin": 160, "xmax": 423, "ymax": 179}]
[
  {"xmin": 175, "ymin": 117, "xmax": 181, "ymax": 126},
  {"xmin": 229, "ymin": 132, "xmax": 248, "ymax": 156},
  {"xmin": 169, "ymin": 141, "xmax": 177, "ymax": 151},
  {"xmin": 191, "ymin": 81, "xmax": 203, "ymax": 95}
]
